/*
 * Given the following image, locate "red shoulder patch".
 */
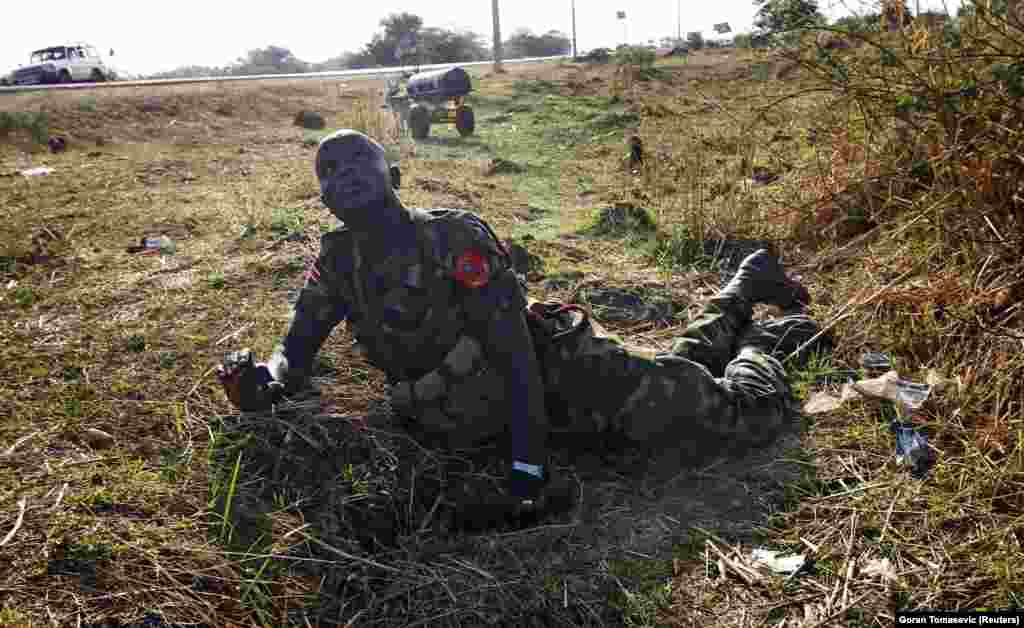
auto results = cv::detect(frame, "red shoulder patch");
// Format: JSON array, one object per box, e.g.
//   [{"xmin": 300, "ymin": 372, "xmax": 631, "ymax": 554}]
[
  {"xmin": 305, "ymin": 259, "xmax": 322, "ymax": 283},
  {"xmin": 453, "ymin": 250, "xmax": 491, "ymax": 288}
]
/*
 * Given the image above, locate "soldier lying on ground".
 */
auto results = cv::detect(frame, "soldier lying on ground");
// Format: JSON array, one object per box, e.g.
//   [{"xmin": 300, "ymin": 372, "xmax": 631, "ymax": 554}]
[{"xmin": 218, "ymin": 129, "xmax": 832, "ymax": 528}]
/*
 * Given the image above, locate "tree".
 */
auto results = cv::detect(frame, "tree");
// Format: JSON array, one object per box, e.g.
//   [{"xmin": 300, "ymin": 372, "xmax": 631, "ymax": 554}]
[
  {"xmin": 752, "ymin": 0, "xmax": 825, "ymax": 45},
  {"xmin": 958, "ymin": 0, "xmax": 1006, "ymax": 17},
  {"xmin": 418, "ymin": 27, "xmax": 489, "ymax": 63},
  {"xmin": 232, "ymin": 45, "xmax": 309, "ymax": 75},
  {"xmin": 146, "ymin": 65, "xmax": 231, "ymax": 79},
  {"xmin": 349, "ymin": 13, "xmax": 425, "ymax": 67},
  {"xmin": 832, "ymin": 12, "xmax": 882, "ymax": 33},
  {"xmin": 503, "ymin": 28, "xmax": 572, "ymax": 58},
  {"xmin": 310, "ymin": 53, "xmax": 364, "ymax": 72},
  {"xmin": 344, "ymin": 13, "xmax": 487, "ymax": 68},
  {"xmin": 686, "ymin": 31, "xmax": 705, "ymax": 49}
]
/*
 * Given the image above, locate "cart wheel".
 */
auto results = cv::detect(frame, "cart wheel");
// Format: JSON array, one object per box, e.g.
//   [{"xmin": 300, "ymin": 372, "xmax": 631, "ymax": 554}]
[
  {"xmin": 455, "ymin": 105, "xmax": 475, "ymax": 137},
  {"xmin": 409, "ymin": 104, "xmax": 431, "ymax": 140}
]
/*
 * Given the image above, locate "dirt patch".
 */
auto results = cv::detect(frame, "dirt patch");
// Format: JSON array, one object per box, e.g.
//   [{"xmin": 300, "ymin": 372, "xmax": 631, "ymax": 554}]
[
  {"xmin": 413, "ymin": 176, "xmax": 481, "ymax": 206},
  {"xmin": 134, "ymin": 159, "xmax": 196, "ymax": 186},
  {"xmin": 216, "ymin": 396, "xmax": 808, "ymax": 626}
]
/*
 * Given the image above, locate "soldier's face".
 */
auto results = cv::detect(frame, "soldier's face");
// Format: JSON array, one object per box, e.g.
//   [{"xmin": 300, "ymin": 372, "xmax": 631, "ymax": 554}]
[{"xmin": 316, "ymin": 132, "xmax": 392, "ymax": 217}]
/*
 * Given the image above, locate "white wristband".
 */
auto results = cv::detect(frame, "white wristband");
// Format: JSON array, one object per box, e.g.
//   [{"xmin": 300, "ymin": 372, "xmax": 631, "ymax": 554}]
[{"xmin": 512, "ymin": 461, "xmax": 544, "ymax": 478}]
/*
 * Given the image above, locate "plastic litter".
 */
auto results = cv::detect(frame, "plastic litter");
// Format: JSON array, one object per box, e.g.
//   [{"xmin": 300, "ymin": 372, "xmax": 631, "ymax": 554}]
[
  {"xmin": 804, "ymin": 370, "xmax": 935, "ymax": 415},
  {"xmin": 893, "ymin": 421, "xmax": 933, "ymax": 477},
  {"xmin": 802, "ymin": 362, "xmax": 941, "ymax": 476},
  {"xmin": 850, "ymin": 370, "xmax": 932, "ymax": 409},
  {"xmin": 127, "ymin": 235, "xmax": 176, "ymax": 255},
  {"xmin": 860, "ymin": 351, "xmax": 892, "ymax": 371},
  {"xmin": 803, "ymin": 391, "xmax": 843, "ymax": 414},
  {"xmin": 20, "ymin": 167, "xmax": 53, "ymax": 177},
  {"xmin": 862, "ymin": 557, "xmax": 897, "ymax": 584},
  {"xmin": 750, "ymin": 548, "xmax": 807, "ymax": 574}
]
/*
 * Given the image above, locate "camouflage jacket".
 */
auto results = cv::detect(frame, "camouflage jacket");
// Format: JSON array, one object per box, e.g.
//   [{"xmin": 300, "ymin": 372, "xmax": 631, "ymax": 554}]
[{"xmin": 268, "ymin": 207, "xmax": 549, "ymax": 461}]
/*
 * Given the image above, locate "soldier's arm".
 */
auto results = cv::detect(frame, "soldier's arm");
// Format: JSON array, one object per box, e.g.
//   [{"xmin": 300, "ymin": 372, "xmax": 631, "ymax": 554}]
[
  {"xmin": 267, "ymin": 231, "xmax": 351, "ymax": 392},
  {"xmin": 440, "ymin": 215, "xmax": 550, "ymax": 492}
]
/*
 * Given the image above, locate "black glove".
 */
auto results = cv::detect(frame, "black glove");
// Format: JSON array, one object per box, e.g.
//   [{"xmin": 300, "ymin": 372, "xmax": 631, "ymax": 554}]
[{"xmin": 216, "ymin": 349, "xmax": 285, "ymax": 412}]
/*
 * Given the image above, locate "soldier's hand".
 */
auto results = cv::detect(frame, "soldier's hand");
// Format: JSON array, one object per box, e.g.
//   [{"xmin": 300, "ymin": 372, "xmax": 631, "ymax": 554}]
[{"xmin": 216, "ymin": 349, "xmax": 284, "ymax": 412}]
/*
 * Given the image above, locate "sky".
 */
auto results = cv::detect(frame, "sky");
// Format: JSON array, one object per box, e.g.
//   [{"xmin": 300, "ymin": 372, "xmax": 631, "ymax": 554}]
[{"xmin": 1, "ymin": 0, "xmax": 963, "ymax": 76}]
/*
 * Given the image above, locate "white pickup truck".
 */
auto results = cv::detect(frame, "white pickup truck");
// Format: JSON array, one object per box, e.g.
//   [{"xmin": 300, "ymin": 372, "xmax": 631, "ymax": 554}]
[{"xmin": 6, "ymin": 43, "xmax": 116, "ymax": 85}]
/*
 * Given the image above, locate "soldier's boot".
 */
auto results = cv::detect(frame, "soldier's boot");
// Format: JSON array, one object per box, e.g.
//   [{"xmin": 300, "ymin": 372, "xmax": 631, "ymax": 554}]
[{"xmin": 720, "ymin": 249, "xmax": 810, "ymax": 312}]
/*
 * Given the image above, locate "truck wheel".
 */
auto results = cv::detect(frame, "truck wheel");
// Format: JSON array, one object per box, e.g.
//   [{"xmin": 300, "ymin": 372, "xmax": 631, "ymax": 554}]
[
  {"xmin": 409, "ymin": 104, "xmax": 431, "ymax": 140},
  {"xmin": 58, "ymin": 71, "xmax": 72, "ymax": 84},
  {"xmin": 455, "ymin": 105, "xmax": 475, "ymax": 137},
  {"xmin": 90, "ymin": 69, "xmax": 106, "ymax": 83}
]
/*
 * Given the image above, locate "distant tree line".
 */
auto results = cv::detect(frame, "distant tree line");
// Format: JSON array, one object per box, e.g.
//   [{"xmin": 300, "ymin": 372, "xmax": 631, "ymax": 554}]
[
  {"xmin": 143, "ymin": 13, "xmax": 570, "ymax": 79},
  {"xmin": 726, "ymin": 0, "xmax": 920, "ymax": 49}
]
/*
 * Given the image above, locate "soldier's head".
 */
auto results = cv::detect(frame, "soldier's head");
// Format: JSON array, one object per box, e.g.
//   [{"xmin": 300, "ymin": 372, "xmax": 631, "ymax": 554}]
[{"xmin": 315, "ymin": 129, "xmax": 400, "ymax": 224}]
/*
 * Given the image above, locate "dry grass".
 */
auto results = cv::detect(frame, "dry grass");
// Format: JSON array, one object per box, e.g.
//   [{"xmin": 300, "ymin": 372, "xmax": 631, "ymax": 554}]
[{"xmin": 1, "ymin": 30, "xmax": 1022, "ymax": 627}]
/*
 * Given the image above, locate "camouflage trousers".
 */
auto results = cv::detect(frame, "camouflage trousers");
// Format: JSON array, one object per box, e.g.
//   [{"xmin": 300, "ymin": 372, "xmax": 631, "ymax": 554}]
[{"xmin": 390, "ymin": 296, "xmax": 830, "ymax": 450}]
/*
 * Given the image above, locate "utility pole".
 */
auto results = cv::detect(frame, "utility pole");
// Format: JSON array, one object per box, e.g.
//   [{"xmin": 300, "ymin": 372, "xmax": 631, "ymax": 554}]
[
  {"xmin": 572, "ymin": 0, "xmax": 578, "ymax": 58},
  {"xmin": 492, "ymin": 0, "xmax": 504, "ymax": 73},
  {"xmin": 677, "ymin": 0, "xmax": 681, "ymax": 44}
]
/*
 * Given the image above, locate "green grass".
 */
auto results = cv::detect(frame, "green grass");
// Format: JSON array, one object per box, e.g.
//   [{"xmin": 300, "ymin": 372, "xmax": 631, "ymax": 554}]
[
  {"xmin": 0, "ymin": 607, "xmax": 31, "ymax": 627},
  {"xmin": 125, "ymin": 334, "xmax": 146, "ymax": 352},
  {"xmin": 65, "ymin": 540, "xmax": 115, "ymax": 562},
  {"xmin": 269, "ymin": 206, "xmax": 305, "ymax": 235},
  {"xmin": 13, "ymin": 286, "xmax": 35, "ymax": 306},
  {"xmin": 78, "ymin": 96, "xmax": 98, "ymax": 112},
  {"xmin": 207, "ymin": 272, "xmax": 226, "ymax": 289},
  {"xmin": 0, "ymin": 111, "xmax": 49, "ymax": 143}
]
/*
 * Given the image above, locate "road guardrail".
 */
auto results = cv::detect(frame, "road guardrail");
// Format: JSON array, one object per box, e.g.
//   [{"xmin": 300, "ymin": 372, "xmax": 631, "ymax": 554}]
[{"xmin": 0, "ymin": 55, "xmax": 569, "ymax": 95}]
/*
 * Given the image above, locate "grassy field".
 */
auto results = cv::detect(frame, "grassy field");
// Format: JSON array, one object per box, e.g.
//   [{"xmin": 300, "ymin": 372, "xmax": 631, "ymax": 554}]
[{"xmin": 1, "ymin": 30, "xmax": 1023, "ymax": 627}]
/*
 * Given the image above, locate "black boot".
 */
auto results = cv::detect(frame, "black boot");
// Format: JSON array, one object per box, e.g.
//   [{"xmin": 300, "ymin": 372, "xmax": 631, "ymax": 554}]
[{"xmin": 721, "ymin": 249, "xmax": 810, "ymax": 311}]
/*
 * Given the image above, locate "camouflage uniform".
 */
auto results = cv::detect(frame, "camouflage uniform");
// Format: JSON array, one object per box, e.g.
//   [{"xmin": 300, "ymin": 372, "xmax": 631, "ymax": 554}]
[{"xmin": 394, "ymin": 290, "xmax": 827, "ymax": 451}]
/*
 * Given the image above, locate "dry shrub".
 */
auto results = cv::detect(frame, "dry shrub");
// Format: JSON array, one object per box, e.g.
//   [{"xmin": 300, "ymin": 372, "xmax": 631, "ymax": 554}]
[{"xmin": 752, "ymin": 0, "xmax": 1024, "ymax": 614}]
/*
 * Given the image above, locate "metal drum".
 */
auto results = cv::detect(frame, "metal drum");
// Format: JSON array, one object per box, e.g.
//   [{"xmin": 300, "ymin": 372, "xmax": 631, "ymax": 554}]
[{"xmin": 406, "ymin": 67, "xmax": 472, "ymax": 102}]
